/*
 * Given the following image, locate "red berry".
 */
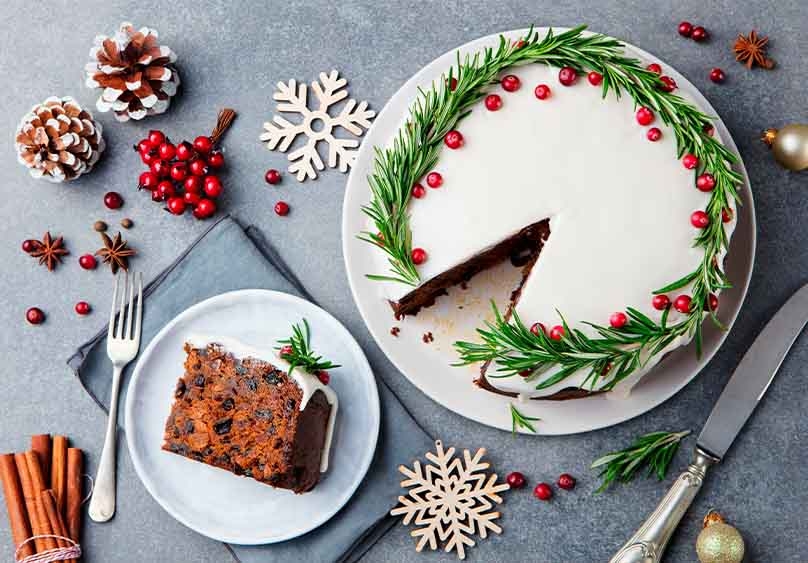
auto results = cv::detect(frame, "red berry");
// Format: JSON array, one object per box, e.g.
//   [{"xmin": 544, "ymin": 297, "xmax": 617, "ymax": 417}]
[
  {"xmin": 151, "ymin": 190, "xmax": 164, "ymax": 202},
  {"xmin": 138, "ymin": 171, "xmax": 159, "ymax": 192},
  {"xmin": 274, "ymin": 201, "xmax": 290, "ymax": 216},
  {"xmin": 203, "ymin": 175, "xmax": 223, "ymax": 198},
  {"xmin": 447, "ymin": 77, "xmax": 458, "ymax": 91},
  {"xmin": 722, "ymin": 207, "xmax": 733, "ymax": 223},
  {"xmin": 674, "ymin": 295, "xmax": 692, "ymax": 314},
  {"xmin": 696, "ymin": 173, "xmax": 716, "ymax": 192},
  {"xmin": 316, "ymin": 370, "xmax": 330, "ymax": 385},
  {"xmin": 444, "ymin": 130, "xmax": 464, "ymax": 149},
  {"xmin": 157, "ymin": 142, "xmax": 176, "ymax": 160},
  {"xmin": 558, "ymin": 66, "xmax": 578, "ymax": 86},
  {"xmin": 708, "ymin": 293, "xmax": 719, "ymax": 312},
  {"xmin": 265, "ymin": 169, "xmax": 282, "ymax": 185},
  {"xmin": 279, "ymin": 345, "xmax": 294, "ymax": 357},
  {"xmin": 610, "ymin": 312, "xmax": 628, "ymax": 329},
  {"xmin": 175, "ymin": 141, "xmax": 194, "ymax": 161},
  {"xmin": 533, "ymin": 482, "xmax": 552, "ymax": 501},
  {"xmin": 166, "ymin": 197, "xmax": 186, "ymax": 215},
  {"xmin": 519, "ymin": 369, "xmax": 532, "ymax": 378},
  {"xmin": 21, "ymin": 239, "xmax": 38, "ymax": 253},
  {"xmin": 484, "ymin": 94, "xmax": 503, "ymax": 111},
  {"xmin": 557, "ymin": 473, "xmax": 576, "ymax": 490},
  {"xmin": 703, "ymin": 123, "xmax": 715, "ymax": 137},
  {"xmin": 183, "ymin": 191, "xmax": 202, "ymax": 206},
  {"xmin": 189, "ymin": 159, "xmax": 208, "ymax": 176},
  {"xmin": 184, "ymin": 175, "xmax": 202, "ymax": 193},
  {"xmin": 26, "ymin": 307, "xmax": 45, "ymax": 325},
  {"xmin": 652, "ymin": 294, "xmax": 671, "ymax": 311},
  {"xmin": 587, "ymin": 71, "xmax": 603, "ymax": 86},
  {"xmin": 411, "ymin": 184, "xmax": 426, "ymax": 198},
  {"xmin": 549, "ymin": 325, "xmax": 565, "ymax": 341},
  {"xmin": 506, "ymin": 471, "xmax": 526, "ymax": 489},
  {"xmin": 658, "ymin": 76, "xmax": 677, "ymax": 92},
  {"xmin": 150, "ymin": 159, "xmax": 169, "ymax": 178},
  {"xmin": 682, "ymin": 153, "xmax": 699, "ymax": 169},
  {"xmin": 709, "ymin": 68, "xmax": 725, "ymax": 83},
  {"xmin": 141, "ymin": 150, "xmax": 159, "ymax": 166},
  {"xmin": 534, "ymin": 84, "xmax": 551, "ymax": 100},
  {"xmin": 207, "ymin": 151, "xmax": 225, "ymax": 169},
  {"xmin": 147, "ymin": 130, "xmax": 165, "ymax": 147},
  {"xmin": 691, "ymin": 210, "xmax": 710, "ymax": 228},
  {"xmin": 104, "ymin": 191, "xmax": 124, "ymax": 210},
  {"xmin": 170, "ymin": 161, "xmax": 188, "ymax": 181},
  {"xmin": 530, "ymin": 322, "xmax": 546, "ymax": 337},
  {"xmin": 193, "ymin": 198, "xmax": 216, "ymax": 219},
  {"xmin": 193, "ymin": 135, "xmax": 213, "ymax": 154},
  {"xmin": 636, "ymin": 107, "xmax": 655, "ymax": 126},
  {"xmin": 646, "ymin": 63, "xmax": 662, "ymax": 75},
  {"xmin": 156, "ymin": 180, "xmax": 175, "ymax": 200},
  {"xmin": 426, "ymin": 172, "xmax": 443, "ymax": 188},
  {"xmin": 79, "ymin": 254, "xmax": 97, "ymax": 270},
  {"xmin": 75, "ymin": 301, "xmax": 91, "ymax": 315},
  {"xmin": 678, "ymin": 21, "xmax": 693, "ymax": 37},
  {"xmin": 136, "ymin": 139, "xmax": 152, "ymax": 154},
  {"xmin": 691, "ymin": 26, "xmax": 708, "ymax": 42},
  {"xmin": 647, "ymin": 127, "xmax": 662, "ymax": 142},
  {"xmin": 501, "ymin": 74, "xmax": 521, "ymax": 92},
  {"xmin": 411, "ymin": 248, "xmax": 427, "ymax": 265}
]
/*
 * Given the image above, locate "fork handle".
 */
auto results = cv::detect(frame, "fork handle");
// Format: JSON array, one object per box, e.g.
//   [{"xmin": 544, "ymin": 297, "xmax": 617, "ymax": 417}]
[{"xmin": 89, "ymin": 365, "xmax": 123, "ymax": 522}]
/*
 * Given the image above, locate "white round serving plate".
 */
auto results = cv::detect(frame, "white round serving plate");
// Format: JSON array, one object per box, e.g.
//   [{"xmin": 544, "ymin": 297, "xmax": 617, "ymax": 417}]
[
  {"xmin": 342, "ymin": 27, "xmax": 756, "ymax": 435},
  {"xmin": 125, "ymin": 289, "xmax": 380, "ymax": 544}
]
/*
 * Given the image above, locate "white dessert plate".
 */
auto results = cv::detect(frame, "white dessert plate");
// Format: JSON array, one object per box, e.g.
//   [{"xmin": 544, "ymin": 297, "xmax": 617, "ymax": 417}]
[
  {"xmin": 342, "ymin": 27, "xmax": 755, "ymax": 435},
  {"xmin": 125, "ymin": 290, "xmax": 380, "ymax": 544}
]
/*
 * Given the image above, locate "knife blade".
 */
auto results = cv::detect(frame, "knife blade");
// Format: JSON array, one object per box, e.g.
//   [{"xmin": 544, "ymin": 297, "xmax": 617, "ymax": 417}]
[
  {"xmin": 610, "ymin": 282, "xmax": 808, "ymax": 563},
  {"xmin": 698, "ymin": 282, "xmax": 808, "ymax": 460}
]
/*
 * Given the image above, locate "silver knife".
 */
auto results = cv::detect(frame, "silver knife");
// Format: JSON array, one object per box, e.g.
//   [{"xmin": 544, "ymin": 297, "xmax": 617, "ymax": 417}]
[{"xmin": 610, "ymin": 282, "xmax": 808, "ymax": 563}]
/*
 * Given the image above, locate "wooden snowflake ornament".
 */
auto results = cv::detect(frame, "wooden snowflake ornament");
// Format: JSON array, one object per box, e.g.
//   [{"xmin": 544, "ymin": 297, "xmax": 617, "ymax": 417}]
[
  {"xmin": 259, "ymin": 70, "xmax": 375, "ymax": 181},
  {"xmin": 391, "ymin": 440, "xmax": 509, "ymax": 560}
]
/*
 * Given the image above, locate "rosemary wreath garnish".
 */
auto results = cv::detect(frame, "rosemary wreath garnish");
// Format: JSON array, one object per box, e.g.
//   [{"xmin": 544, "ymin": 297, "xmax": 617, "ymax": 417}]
[
  {"xmin": 591, "ymin": 430, "xmax": 691, "ymax": 492},
  {"xmin": 509, "ymin": 404, "xmax": 540, "ymax": 434},
  {"xmin": 276, "ymin": 319, "xmax": 340, "ymax": 376}
]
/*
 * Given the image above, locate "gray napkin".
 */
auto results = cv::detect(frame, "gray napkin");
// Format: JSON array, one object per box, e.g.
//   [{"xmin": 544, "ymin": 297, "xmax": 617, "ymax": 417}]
[{"xmin": 67, "ymin": 215, "xmax": 433, "ymax": 563}]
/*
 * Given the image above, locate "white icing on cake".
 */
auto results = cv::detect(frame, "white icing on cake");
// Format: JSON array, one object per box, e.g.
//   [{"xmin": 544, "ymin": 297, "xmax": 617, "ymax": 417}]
[
  {"xmin": 388, "ymin": 63, "xmax": 736, "ymax": 398},
  {"xmin": 185, "ymin": 334, "xmax": 338, "ymax": 472}
]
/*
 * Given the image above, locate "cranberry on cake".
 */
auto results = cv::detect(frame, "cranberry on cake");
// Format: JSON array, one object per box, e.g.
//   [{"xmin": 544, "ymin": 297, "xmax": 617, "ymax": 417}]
[
  {"xmin": 359, "ymin": 26, "xmax": 740, "ymax": 401},
  {"xmin": 162, "ymin": 321, "xmax": 338, "ymax": 493}
]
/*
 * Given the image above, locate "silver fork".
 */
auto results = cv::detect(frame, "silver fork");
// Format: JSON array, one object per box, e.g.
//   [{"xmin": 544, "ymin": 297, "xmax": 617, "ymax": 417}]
[{"xmin": 88, "ymin": 271, "xmax": 143, "ymax": 522}]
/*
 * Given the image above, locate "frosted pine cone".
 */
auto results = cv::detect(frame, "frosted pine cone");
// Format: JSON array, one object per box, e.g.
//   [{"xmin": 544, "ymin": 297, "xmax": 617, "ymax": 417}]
[
  {"xmin": 85, "ymin": 22, "xmax": 180, "ymax": 121},
  {"xmin": 15, "ymin": 96, "xmax": 105, "ymax": 183}
]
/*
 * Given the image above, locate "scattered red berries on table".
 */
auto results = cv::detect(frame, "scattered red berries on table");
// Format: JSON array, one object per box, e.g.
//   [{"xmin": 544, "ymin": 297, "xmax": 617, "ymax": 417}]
[
  {"xmin": 609, "ymin": 312, "xmax": 628, "ymax": 329},
  {"xmin": 691, "ymin": 210, "xmax": 710, "ymax": 228},
  {"xmin": 426, "ymin": 172, "xmax": 443, "ymax": 188},
  {"xmin": 274, "ymin": 201, "xmax": 290, "ymax": 216},
  {"xmin": 557, "ymin": 473, "xmax": 576, "ymax": 490},
  {"xmin": 411, "ymin": 247, "xmax": 428, "ymax": 265},
  {"xmin": 587, "ymin": 71, "xmax": 603, "ymax": 86},
  {"xmin": 674, "ymin": 295, "xmax": 692, "ymax": 314},
  {"xmin": 104, "ymin": 191, "xmax": 124, "ymax": 209},
  {"xmin": 646, "ymin": 127, "xmax": 662, "ymax": 142},
  {"xmin": 533, "ymin": 482, "xmax": 552, "ymax": 501},
  {"xmin": 444, "ymin": 130, "xmax": 464, "ymax": 149},
  {"xmin": 21, "ymin": 239, "xmax": 38, "ymax": 253},
  {"xmin": 709, "ymin": 68, "xmax": 725, "ymax": 83},
  {"xmin": 636, "ymin": 107, "xmax": 655, "ymax": 126},
  {"xmin": 678, "ymin": 21, "xmax": 693, "ymax": 37},
  {"xmin": 549, "ymin": 325, "xmax": 565, "ymax": 341},
  {"xmin": 646, "ymin": 63, "xmax": 662, "ymax": 75},
  {"xmin": 265, "ymin": 168, "xmax": 282, "ymax": 185},
  {"xmin": 506, "ymin": 471, "xmax": 526, "ymax": 489},
  {"xmin": 75, "ymin": 301, "xmax": 91, "ymax": 316},
  {"xmin": 682, "ymin": 153, "xmax": 699, "ymax": 169},
  {"xmin": 534, "ymin": 84, "xmax": 551, "ymax": 100},
  {"xmin": 696, "ymin": 173, "xmax": 716, "ymax": 192},
  {"xmin": 501, "ymin": 74, "xmax": 521, "ymax": 92},
  {"xmin": 79, "ymin": 254, "xmax": 97, "ymax": 270},
  {"xmin": 484, "ymin": 94, "xmax": 502, "ymax": 111},
  {"xmin": 652, "ymin": 294, "xmax": 671, "ymax": 311},
  {"xmin": 26, "ymin": 307, "xmax": 45, "ymax": 325},
  {"xmin": 690, "ymin": 26, "xmax": 709, "ymax": 42},
  {"xmin": 411, "ymin": 184, "xmax": 426, "ymax": 199},
  {"xmin": 558, "ymin": 66, "xmax": 578, "ymax": 86}
]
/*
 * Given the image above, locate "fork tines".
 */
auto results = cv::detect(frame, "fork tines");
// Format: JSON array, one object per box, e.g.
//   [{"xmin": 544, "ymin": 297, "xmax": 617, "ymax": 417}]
[{"xmin": 108, "ymin": 272, "xmax": 143, "ymax": 342}]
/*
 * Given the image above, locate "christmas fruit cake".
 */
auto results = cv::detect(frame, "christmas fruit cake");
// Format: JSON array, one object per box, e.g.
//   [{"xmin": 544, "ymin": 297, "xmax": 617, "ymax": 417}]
[
  {"xmin": 360, "ymin": 26, "xmax": 740, "ymax": 401},
  {"xmin": 162, "ymin": 327, "xmax": 338, "ymax": 494}
]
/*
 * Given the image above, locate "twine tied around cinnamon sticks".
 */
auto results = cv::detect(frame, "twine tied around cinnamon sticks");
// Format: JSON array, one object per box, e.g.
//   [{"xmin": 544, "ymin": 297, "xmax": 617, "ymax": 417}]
[{"xmin": 15, "ymin": 534, "xmax": 81, "ymax": 563}]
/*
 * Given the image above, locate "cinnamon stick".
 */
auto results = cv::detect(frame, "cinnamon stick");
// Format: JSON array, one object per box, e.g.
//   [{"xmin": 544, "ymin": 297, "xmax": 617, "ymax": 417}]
[
  {"xmin": 40, "ymin": 490, "xmax": 68, "ymax": 548},
  {"xmin": 0, "ymin": 454, "xmax": 35, "ymax": 558},
  {"xmin": 15, "ymin": 452, "xmax": 50, "ymax": 553},
  {"xmin": 52, "ymin": 435, "xmax": 68, "ymax": 518},
  {"xmin": 23, "ymin": 451, "xmax": 58, "ymax": 552},
  {"xmin": 32, "ymin": 496, "xmax": 57, "ymax": 552},
  {"xmin": 31, "ymin": 435, "xmax": 52, "ymax": 489},
  {"xmin": 66, "ymin": 448, "xmax": 83, "ymax": 543}
]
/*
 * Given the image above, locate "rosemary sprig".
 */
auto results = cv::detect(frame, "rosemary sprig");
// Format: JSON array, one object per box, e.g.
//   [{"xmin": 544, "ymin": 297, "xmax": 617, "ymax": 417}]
[
  {"xmin": 275, "ymin": 319, "xmax": 341, "ymax": 376},
  {"xmin": 509, "ymin": 403, "xmax": 540, "ymax": 434},
  {"xmin": 591, "ymin": 430, "xmax": 691, "ymax": 492}
]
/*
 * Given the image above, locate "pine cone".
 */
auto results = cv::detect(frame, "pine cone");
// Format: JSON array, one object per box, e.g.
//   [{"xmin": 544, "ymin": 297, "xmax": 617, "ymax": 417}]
[
  {"xmin": 85, "ymin": 22, "xmax": 180, "ymax": 122},
  {"xmin": 15, "ymin": 96, "xmax": 105, "ymax": 183}
]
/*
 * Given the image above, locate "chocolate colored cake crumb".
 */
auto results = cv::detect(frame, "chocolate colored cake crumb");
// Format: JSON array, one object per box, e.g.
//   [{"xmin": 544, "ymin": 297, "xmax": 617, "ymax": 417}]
[
  {"xmin": 390, "ymin": 326, "xmax": 400, "ymax": 337},
  {"xmin": 422, "ymin": 332, "xmax": 434, "ymax": 343}
]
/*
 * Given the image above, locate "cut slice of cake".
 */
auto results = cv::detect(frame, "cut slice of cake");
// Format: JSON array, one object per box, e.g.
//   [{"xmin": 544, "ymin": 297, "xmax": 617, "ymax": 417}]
[{"xmin": 162, "ymin": 334, "xmax": 338, "ymax": 494}]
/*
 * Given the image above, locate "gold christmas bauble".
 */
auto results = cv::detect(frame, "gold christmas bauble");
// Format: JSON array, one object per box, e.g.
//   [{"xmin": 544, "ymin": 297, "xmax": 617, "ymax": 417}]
[
  {"xmin": 762, "ymin": 124, "xmax": 808, "ymax": 171},
  {"xmin": 696, "ymin": 511, "xmax": 745, "ymax": 563}
]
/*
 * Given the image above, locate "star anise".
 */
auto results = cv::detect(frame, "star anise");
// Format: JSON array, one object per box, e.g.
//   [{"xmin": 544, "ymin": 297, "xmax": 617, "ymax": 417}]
[
  {"xmin": 734, "ymin": 31, "xmax": 775, "ymax": 69},
  {"xmin": 28, "ymin": 232, "xmax": 69, "ymax": 271},
  {"xmin": 96, "ymin": 232, "xmax": 136, "ymax": 273}
]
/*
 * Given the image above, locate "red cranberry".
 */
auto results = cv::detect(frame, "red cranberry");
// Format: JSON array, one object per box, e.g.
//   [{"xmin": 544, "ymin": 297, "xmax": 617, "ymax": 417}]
[
  {"xmin": 444, "ymin": 130, "xmax": 464, "ymax": 149},
  {"xmin": 147, "ymin": 130, "xmax": 165, "ymax": 147},
  {"xmin": 534, "ymin": 84, "xmax": 551, "ymax": 100},
  {"xmin": 169, "ymin": 161, "xmax": 188, "ymax": 181},
  {"xmin": 316, "ymin": 370, "xmax": 330, "ymax": 385},
  {"xmin": 447, "ymin": 77, "xmax": 458, "ymax": 91},
  {"xmin": 678, "ymin": 21, "xmax": 693, "ymax": 37},
  {"xmin": 184, "ymin": 175, "xmax": 202, "ymax": 193},
  {"xmin": 138, "ymin": 171, "xmax": 158, "ymax": 190},
  {"xmin": 530, "ymin": 322, "xmax": 546, "ymax": 337},
  {"xmin": 587, "ymin": 71, "xmax": 603, "ymax": 86},
  {"xmin": 136, "ymin": 139, "xmax": 152, "ymax": 154},
  {"xmin": 79, "ymin": 254, "xmax": 97, "ymax": 270},
  {"xmin": 674, "ymin": 295, "xmax": 692, "ymax": 314},
  {"xmin": 691, "ymin": 26, "xmax": 708, "ymax": 42},
  {"xmin": 709, "ymin": 68, "xmax": 725, "ymax": 83},
  {"xmin": 646, "ymin": 63, "xmax": 662, "ymax": 74},
  {"xmin": 184, "ymin": 191, "xmax": 202, "ymax": 206},
  {"xmin": 151, "ymin": 190, "xmax": 164, "ymax": 202},
  {"xmin": 150, "ymin": 159, "xmax": 169, "ymax": 178},
  {"xmin": 647, "ymin": 127, "xmax": 662, "ymax": 142},
  {"xmin": 722, "ymin": 207, "xmax": 733, "ymax": 223},
  {"xmin": 189, "ymin": 159, "xmax": 208, "ymax": 176},
  {"xmin": 501, "ymin": 74, "xmax": 521, "ymax": 92},
  {"xmin": 557, "ymin": 473, "xmax": 576, "ymax": 490},
  {"xmin": 411, "ymin": 184, "xmax": 426, "ymax": 199},
  {"xmin": 484, "ymin": 94, "xmax": 503, "ymax": 111},
  {"xmin": 21, "ymin": 239, "xmax": 39, "ymax": 253},
  {"xmin": 691, "ymin": 210, "xmax": 710, "ymax": 228},
  {"xmin": 652, "ymin": 294, "xmax": 671, "ymax": 311},
  {"xmin": 411, "ymin": 248, "xmax": 427, "ymax": 265},
  {"xmin": 166, "ymin": 197, "xmax": 186, "ymax": 215},
  {"xmin": 157, "ymin": 142, "xmax": 176, "ymax": 160},
  {"xmin": 175, "ymin": 141, "xmax": 194, "ymax": 161},
  {"xmin": 506, "ymin": 471, "xmax": 526, "ymax": 489},
  {"xmin": 682, "ymin": 153, "xmax": 699, "ymax": 169},
  {"xmin": 193, "ymin": 198, "xmax": 217, "ymax": 219},
  {"xmin": 558, "ymin": 66, "xmax": 578, "ymax": 86},
  {"xmin": 658, "ymin": 76, "xmax": 677, "ymax": 92},
  {"xmin": 533, "ymin": 482, "xmax": 552, "ymax": 501},
  {"xmin": 610, "ymin": 312, "xmax": 628, "ymax": 329},
  {"xmin": 207, "ymin": 151, "xmax": 225, "ymax": 169},
  {"xmin": 549, "ymin": 325, "xmax": 565, "ymax": 341},
  {"xmin": 75, "ymin": 301, "xmax": 91, "ymax": 315},
  {"xmin": 104, "ymin": 191, "xmax": 124, "ymax": 209},
  {"xmin": 193, "ymin": 135, "xmax": 213, "ymax": 154},
  {"xmin": 26, "ymin": 307, "xmax": 45, "ymax": 325},
  {"xmin": 703, "ymin": 123, "xmax": 715, "ymax": 136},
  {"xmin": 274, "ymin": 201, "xmax": 290, "ymax": 216},
  {"xmin": 636, "ymin": 107, "xmax": 655, "ymax": 126},
  {"xmin": 265, "ymin": 169, "xmax": 282, "ymax": 185},
  {"xmin": 696, "ymin": 173, "xmax": 716, "ymax": 192},
  {"xmin": 426, "ymin": 172, "xmax": 443, "ymax": 188},
  {"xmin": 203, "ymin": 175, "xmax": 223, "ymax": 198},
  {"xmin": 708, "ymin": 293, "xmax": 719, "ymax": 312},
  {"xmin": 141, "ymin": 150, "xmax": 159, "ymax": 166}
]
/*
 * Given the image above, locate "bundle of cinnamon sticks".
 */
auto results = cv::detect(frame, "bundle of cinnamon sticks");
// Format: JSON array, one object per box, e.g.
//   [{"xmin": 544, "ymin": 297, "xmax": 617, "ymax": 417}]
[{"xmin": 0, "ymin": 434, "xmax": 83, "ymax": 560}]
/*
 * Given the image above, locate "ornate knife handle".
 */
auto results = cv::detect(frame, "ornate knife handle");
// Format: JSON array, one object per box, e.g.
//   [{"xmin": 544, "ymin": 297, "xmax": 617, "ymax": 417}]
[{"xmin": 609, "ymin": 449, "xmax": 718, "ymax": 563}]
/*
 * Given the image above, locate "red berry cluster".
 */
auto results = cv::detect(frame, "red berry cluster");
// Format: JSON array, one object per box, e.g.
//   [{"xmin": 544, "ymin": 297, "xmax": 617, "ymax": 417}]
[{"xmin": 135, "ymin": 129, "xmax": 225, "ymax": 220}]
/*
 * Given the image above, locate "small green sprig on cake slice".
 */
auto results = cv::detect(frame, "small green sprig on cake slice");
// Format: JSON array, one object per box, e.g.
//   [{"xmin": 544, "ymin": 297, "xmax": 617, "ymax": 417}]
[{"xmin": 276, "ymin": 319, "xmax": 340, "ymax": 385}]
